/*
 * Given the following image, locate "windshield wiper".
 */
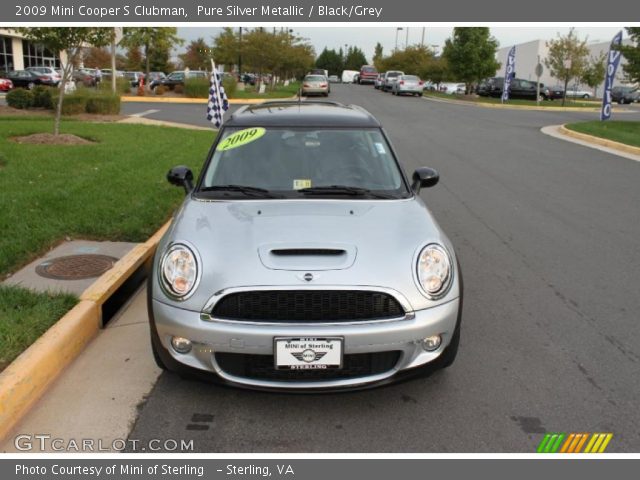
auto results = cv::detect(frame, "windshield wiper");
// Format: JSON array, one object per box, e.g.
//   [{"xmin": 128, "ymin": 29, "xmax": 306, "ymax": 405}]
[
  {"xmin": 298, "ymin": 185, "xmax": 397, "ymax": 199},
  {"xmin": 199, "ymin": 185, "xmax": 279, "ymax": 198}
]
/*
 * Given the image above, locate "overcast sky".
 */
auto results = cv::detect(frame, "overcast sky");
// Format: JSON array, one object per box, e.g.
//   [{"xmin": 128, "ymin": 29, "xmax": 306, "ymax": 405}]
[{"xmin": 176, "ymin": 26, "xmax": 625, "ymax": 60}]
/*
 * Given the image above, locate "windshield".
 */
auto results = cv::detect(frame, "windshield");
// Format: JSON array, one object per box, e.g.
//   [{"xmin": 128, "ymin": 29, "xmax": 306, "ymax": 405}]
[
  {"xmin": 305, "ymin": 76, "xmax": 325, "ymax": 82},
  {"xmin": 198, "ymin": 127, "xmax": 409, "ymax": 199}
]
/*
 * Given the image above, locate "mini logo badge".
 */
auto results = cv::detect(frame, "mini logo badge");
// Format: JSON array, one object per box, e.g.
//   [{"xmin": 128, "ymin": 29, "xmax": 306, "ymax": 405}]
[{"xmin": 292, "ymin": 349, "xmax": 327, "ymax": 363}]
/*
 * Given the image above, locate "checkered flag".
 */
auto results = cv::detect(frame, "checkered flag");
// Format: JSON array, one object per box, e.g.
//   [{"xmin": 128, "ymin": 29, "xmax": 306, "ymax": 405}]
[{"xmin": 206, "ymin": 60, "xmax": 229, "ymax": 128}]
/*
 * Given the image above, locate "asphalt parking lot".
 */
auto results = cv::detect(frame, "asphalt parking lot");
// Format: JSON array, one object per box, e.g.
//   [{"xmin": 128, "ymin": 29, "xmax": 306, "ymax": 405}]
[{"xmin": 116, "ymin": 85, "xmax": 640, "ymax": 452}]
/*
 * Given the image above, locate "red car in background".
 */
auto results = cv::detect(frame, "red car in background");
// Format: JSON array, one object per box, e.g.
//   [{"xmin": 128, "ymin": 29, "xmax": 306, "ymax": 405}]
[
  {"xmin": 358, "ymin": 65, "xmax": 378, "ymax": 84},
  {"xmin": 0, "ymin": 77, "xmax": 13, "ymax": 92}
]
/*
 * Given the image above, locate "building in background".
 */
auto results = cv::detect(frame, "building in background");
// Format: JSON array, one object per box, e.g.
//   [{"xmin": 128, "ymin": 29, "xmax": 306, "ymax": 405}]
[
  {"xmin": 0, "ymin": 28, "xmax": 67, "ymax": 73},
  {"xmin": 495, "ymin": 38, "xmax": 634, "ymax": 97}
]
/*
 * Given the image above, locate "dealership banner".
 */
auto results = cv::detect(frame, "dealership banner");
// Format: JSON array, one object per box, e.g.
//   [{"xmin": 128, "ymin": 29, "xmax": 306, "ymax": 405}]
[
  {"xmin": 2, "ymin": 0, "xmax": 635, "ymax": 22},
  {"xmin": 3, "ymin": 458, "xmax": 640, "ymax": 480},
  {"xmin": 501, "ymin": 46, "xmax": 516, "ymax": 103},
  {"xmin": 600, "ymin": 30, "xmax": 624, "ymax": 121}
]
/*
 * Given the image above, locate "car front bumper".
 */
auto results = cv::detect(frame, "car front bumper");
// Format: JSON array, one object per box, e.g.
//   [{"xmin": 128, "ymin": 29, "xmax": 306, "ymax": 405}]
[{"xmin": 150, "ymin": 294, "xmax": 460, "ymax": 390}]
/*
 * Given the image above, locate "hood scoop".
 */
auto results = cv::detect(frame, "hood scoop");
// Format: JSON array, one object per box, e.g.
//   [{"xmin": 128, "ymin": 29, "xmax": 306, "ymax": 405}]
[{"xmin": 258, "ymin": 244, "xmax": 357, "ymax": 271}]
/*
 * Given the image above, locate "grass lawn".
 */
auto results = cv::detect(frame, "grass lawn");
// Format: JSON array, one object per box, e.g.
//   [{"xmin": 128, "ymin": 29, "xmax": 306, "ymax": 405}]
[
  {"xmin": 565, "ymin": 121, "xmax": 640, "ymax": 148},
  {"xmin": 232, "ymin": 81, "xmax": 301, "ymax": 99},
  {"xmin": 0, "ymin": 116, "xmax": 213, "ymax": 369},
  {"xmin": 424, "ymin": 91, "xmax": 597, "ymax": 108},
  {"xmin": 0, "ymin": 285, "xmax": 77, "ymax": 370}
]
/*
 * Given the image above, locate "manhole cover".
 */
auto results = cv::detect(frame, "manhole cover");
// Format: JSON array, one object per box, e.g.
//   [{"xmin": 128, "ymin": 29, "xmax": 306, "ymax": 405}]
[{"xmin": 36, "ymin": 254, "xmax": 119, "ymax": 280}]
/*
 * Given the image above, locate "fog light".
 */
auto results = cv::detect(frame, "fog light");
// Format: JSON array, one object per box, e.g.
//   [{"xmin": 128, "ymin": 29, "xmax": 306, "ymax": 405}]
[
  {"xmin": 422, "ymin": 335, "xmax": 442, "ymax": 352},
  {"xmin": 171, "ymin": 336, "xmax": 192, "ymax": 354}
]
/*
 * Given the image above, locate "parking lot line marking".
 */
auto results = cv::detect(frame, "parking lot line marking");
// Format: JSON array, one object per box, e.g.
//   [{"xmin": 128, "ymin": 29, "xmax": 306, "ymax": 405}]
[{"xmin": 129, "ymin": 109, "xmax": 160, "ymax": 118}]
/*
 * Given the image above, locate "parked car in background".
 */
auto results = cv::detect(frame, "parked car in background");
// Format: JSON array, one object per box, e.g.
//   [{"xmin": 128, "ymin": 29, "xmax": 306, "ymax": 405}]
[
  {"xmin": 101, "ymin": 69, "xmax": 124, "ymax": 78},
  {"xmin": 546, "ymin": 85, "xmax": 565, "ymax": 100},
  {"xmin": 392, "ymin": 75, "xmax": 424, "ymax": 96},
  {"xmin": 382, "ymin": 71, "xmax": 404, "ymax": 91},
  {"xmin": 565, "ymin": 86, "xmax": 593, "ymax": 99},
  {"xmin": 328, "ymin": 75, "xmax": 340, "ymax": 83},
  {"xmin": 374, "ymin": 74, "xmax": 384, "ymax": 90},
  {"xmin": 477, "ymin": 77, "xmax": 550, "ymax": 101},
  {"xmin": 4, "ymin": 70, "xmax": 51, "ymax": 89},
  {"xmin": 146, "ymin": 72, "xmax": 166, "ymax": 84},
  {"xmin": 152, "ymin": 100, "xmax": 463, "ymax": 390},
  {"xmin": 301, "ymin": 74, "xmax": 329, "ymax": 96},
  {"xmin": 341, "ymin": 70, "xmax": 359, "ymax": 84},
  {"xmin": 72, "ymin": 69, "xmax": 97, "ymax": 87},
  {"xmin": 309, "ymin": 68, "xmax": 329, "ymax": 78},
  {"xmin": 26, "ymin": 66, "xmax": 61, "ymax": 86},
  {"xmin": 150, "ymin": 70, "xmax": 207, "ymax": 91},
  {"xmin": 123, "ymin": 71, "xmax": 145, "ymax": 87},
  {"xmin": 242, "ymin": 73, "xmax": 256, "ymax": 85},
  {"xmin": 358, "ymin": 65, "xmax": 378, "ymax": 84},
  {"xmin": 439, "ymin": 82, "xmax": 466, "ymax": 95},
  {"xmin": 611, "ymin": 86, "xmax": 639, "ymax": 104},
  {"xmin": 0, "ymin": 77, "xmax": 13, "ymax": 92}
]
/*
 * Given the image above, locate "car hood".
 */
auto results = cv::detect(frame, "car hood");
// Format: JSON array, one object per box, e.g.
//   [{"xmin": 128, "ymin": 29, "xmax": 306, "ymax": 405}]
[{"xmin": 152, "ymin": 197, "xmax": 460, "ymax": 312}]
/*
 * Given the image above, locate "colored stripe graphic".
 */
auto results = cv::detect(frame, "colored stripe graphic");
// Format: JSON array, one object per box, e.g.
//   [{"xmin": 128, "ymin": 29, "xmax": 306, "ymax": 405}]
[{"xmin": 538, "ymin": 433, "xmax": 612, "ymax": 453}]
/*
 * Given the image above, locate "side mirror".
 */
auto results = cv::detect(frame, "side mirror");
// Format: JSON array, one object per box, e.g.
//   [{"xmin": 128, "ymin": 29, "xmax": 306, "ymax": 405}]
[
  {"xmin": 167, "ymin": 165, "xmax": 194, "ymax": 194},
  {"xmin": 412, "ymin": 167, "xmax": 439, "ymax": 193}
]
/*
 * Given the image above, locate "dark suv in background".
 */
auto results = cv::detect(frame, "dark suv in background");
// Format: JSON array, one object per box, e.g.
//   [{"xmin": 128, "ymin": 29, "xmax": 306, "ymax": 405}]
[
  {"xmin": 611, "ymin": 86, "xmax": 639, "ymax": 104},
  {"xmin": 478, "ymin": 77, "xmax": 550, "ymax": 101}
]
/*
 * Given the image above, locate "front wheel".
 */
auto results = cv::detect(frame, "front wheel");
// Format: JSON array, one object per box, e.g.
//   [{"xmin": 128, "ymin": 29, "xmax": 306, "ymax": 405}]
[{"xmin": 582, "ymin": 94, "xmax": 590, "ymax": 99}]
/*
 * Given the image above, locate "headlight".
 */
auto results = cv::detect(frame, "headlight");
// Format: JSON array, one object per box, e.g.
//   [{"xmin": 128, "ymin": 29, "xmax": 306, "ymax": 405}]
[
  {"xmin": 416, "ymin": 244, "xmax": 452, "ymax": 299},
  {"xmin": 160, "ymin": 243, "xmax": 199, "ymax": 299}
]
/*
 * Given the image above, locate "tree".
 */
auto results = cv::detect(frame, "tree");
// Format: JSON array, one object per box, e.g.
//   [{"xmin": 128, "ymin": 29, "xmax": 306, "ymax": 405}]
[
  {"xmin": 422, "ymin": 57, "xmax": 450, "ymax": 85},
  {"xmin": 544, "ymin": 28, "xmax": 590, "ymax": 105},
  {"xmin": 316, "ymin": 48, "xmax": 344, "ymax": 76},
  {"xmin": 617, "ymin": 27, "xmax": 640, "ymax": 84},
  {"xmin": 212, "ymin": 27, "xmax": 240, "ymax": 69},
  {"xmin": 442, "ymin": 27, "xmax": 500, "ymax": 94},
  {"xmin": 120, "ymin": 28, "xmax": 183, "ymax": 89},
  {"xmin": 82, "ymin": 47, "xmax": 111, "ymax": 69},
  {"xmin": 16, "ymin": 27, "xmax": 112, "ymax": 135},
  {"xmin": 179, "ymin": 38, "xmax": 212, "ymax": 71},
  {"xmin": 123, "ymin": 46, "xmax": 143, "ymax": 71},
  {"xmin": 373, "ymin": 43, "xmax": 384, "ymax": 70},
  {"xmin": 377, "ymin": 45, "xmax": 434, "ymax": 76},
  {"xmin": 344, "ymin": 46, "xmax": 368, "ymax": 70},
  {"xmin": 580, "ymin": 53, "xmax": 607, "ymax": 97}
]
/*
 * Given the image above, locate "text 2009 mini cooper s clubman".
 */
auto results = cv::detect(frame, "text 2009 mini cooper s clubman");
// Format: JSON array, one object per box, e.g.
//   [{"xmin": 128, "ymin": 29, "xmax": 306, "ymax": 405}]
[{"xmin": 148, "ymin": 101, "xmax": 463, "ymax": 391}]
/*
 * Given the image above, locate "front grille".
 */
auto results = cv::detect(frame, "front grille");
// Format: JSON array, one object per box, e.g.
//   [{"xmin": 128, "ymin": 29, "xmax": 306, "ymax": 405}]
[
  {"xmin": 215, "ymin": 351, "xmax": 401, "ymax": 382},
  {"xmin": 211, "ymin": 290, "xmax": 405, "ymax": 322}
]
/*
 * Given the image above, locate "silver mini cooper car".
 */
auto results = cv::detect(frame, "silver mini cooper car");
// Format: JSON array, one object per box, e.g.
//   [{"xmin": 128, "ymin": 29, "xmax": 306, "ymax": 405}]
[{"xmin": 148, "ymin": 101, "xmax": 463, "ymax": 391}]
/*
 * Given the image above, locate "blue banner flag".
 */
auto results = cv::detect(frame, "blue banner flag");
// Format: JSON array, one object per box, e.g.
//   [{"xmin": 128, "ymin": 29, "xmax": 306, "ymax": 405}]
[
  {"xmin": 502, "ymin": 46, "xmax": 516, "ymax": 103},
  {"xmin": 600, "ymin": 31, "xmax": 623, "ymax": 121}
]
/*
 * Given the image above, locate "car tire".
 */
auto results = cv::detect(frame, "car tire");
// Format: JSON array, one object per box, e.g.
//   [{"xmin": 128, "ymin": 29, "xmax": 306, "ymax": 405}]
[{"xmin": 582, "ymin": 94, "xmax": 590, "ymax": 99}]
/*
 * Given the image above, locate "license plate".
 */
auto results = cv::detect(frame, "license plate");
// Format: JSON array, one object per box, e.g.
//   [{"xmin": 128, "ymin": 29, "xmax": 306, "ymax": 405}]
[{"xmin": 274, "ymin": 337, "xmax": 343, "ymax": 370}]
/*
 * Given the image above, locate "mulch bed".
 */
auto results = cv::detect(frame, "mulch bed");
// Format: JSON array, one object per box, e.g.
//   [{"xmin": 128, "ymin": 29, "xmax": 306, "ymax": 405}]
[{"xmin": 11, "ymin": 133, "xmax": 96, "ymax": 145}]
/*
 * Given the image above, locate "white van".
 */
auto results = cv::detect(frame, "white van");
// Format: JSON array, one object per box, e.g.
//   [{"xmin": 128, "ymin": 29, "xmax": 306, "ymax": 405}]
[{"xmin": 341, "ymin": 70, "xmax": 359, "ymax": 84}]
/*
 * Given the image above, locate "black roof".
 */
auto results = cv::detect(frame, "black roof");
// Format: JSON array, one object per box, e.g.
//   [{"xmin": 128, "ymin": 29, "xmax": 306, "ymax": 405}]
[{"xmin": 225, "ymin": 101, "xmax": 381, "ymax": 128}]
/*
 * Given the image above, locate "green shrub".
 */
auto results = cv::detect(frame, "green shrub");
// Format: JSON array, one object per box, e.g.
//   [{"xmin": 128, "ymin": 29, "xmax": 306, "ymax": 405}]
[
  {"xmin": 222, "ymin": 76, "xmax": 237, "ymax": 97},
  {"xmin": 31, "ymin": 85, "xmax": 54, "ymax": 109},
  {"xmin": 98, "ymin": 77, "xmax": 131, "ymax": 95},
  {"xmin": 59, "ymin": 92, "xmax": 88, "ymax": 115},
  {"xmin": 6, "ymin": 89, "xmax": 34, "ymax": 109},
  {"xmin": 85, "ymin": 93, "xmax": 120, "ymax": 114},
  {"xmin": 184, "ymin": 77, "xmax": 209, "ymax": 98},
  {"xmin": 174, "ymin": 84, "xmax": 184, "ymax": 94},
  {"xmin": 154, "ymin": 85, "xmax": 166, "ymax": 95}
]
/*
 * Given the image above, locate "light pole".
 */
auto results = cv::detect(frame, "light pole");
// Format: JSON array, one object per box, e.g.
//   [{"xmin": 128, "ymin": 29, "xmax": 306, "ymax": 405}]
[
  {"xmin": 395, "ymin": 27, "xmax": 403, "ymax": 51},
  {"xmin": 421, "ymin": 27, "xmax": 425, "ymax": 47},
  {"xmin": 405, "ymin": 27, "xmax": 409, "ymax": 48}
]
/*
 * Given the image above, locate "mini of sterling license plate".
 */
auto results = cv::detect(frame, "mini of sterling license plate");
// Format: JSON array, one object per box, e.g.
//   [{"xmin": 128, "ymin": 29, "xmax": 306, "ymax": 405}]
[{"xmin": 274, "ymin": 337, "xmax": 343, "ymax": 370}]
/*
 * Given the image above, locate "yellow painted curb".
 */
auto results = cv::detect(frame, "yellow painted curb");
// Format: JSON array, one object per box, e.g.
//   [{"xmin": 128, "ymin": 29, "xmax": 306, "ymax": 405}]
[
  {"xmin": 122, "ymin": 95, "xmax": 296, "ymax": 105},
  {"xmin": 424, "ymin": 95, "xmax": 622, "ymax": 113},
  {"xmin": 559, "ymin": 125, "xmax": 640, "ymax": 156},
  {"xmin": 0, "ymin": 220, "xmax": 172, "ymax": 442}
]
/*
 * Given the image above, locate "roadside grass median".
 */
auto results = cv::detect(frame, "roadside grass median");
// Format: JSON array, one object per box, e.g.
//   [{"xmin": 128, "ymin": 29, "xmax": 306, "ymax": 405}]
[
  {"xmin": 0, "ymin": 116, "xmax": 212, "ymax": 369},
  {"xmin": 564, "ymin": 121, "xmax": 640, "ymax": 148},
  {"xmin": 424, "ymin": 91, "xmax": 597, "ymax": 108}
]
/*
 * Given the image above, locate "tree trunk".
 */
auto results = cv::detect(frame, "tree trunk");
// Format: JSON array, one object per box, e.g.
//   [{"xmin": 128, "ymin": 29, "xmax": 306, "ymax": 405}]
[
  {"xmin": 562, "ymin": 76, "xmax": 569, "ymax": 107},
  {"xmin": 54, "ymin": 49, "xmax": 76, "ymax": 136},
  {"xmin": 145, "ymin": 43, "xmax": 151, "ymax": 91}
]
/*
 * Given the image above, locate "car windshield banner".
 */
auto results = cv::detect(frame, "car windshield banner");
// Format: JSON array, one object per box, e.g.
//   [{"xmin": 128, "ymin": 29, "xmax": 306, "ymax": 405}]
[
  {"xmin": 501, "ymin": 46, "xmax": 516, "ymax": 102},
  {"xmin": 600, "ymin": 30, "xmax": 624, "ymax": 121}
]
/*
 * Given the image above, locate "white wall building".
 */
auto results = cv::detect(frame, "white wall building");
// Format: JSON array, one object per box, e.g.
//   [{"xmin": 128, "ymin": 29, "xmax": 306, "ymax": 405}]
[
  {"xmin": 0, "ymin": 28, "xmax": 68, "ymax": 73},
  {"xmin": 495, "ymin": 37, "xmax": 634, "ymax": 97}
]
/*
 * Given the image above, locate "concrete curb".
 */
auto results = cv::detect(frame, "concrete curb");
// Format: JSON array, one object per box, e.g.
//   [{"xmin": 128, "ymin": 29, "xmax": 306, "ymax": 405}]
[
  {"xmin": 117, "ymin": 116, "xmax": 213, "ymax": 131},
  {"xmin": 541, "ymin": 124, "xmax": 640, "ymax": 163},
  {"xmin": 559, "ymin": 124, "xmax": 640, "ymax": 156},
  {"xmin": 122, "ymin": 95, "xmax": 297, "ymax": 105},
  {"xmin": 423, "ymin": 94, "xmax": 630, "ymax": 113},
  {"xmin": 0, "ymin": 221, "xmax": 171, "ymax": 441}
]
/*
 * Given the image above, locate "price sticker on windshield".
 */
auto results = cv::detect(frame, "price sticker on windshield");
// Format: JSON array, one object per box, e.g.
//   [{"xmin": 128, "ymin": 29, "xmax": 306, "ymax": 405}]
[{"xmin": 216, "ymin": 127, "xmax": 266, "ymax": 152}]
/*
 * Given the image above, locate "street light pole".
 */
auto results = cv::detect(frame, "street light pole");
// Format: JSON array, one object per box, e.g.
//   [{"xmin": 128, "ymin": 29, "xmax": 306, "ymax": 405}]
[
  {"xmin": 421, "ymin": 27, "xmax": 425, "ymax": 47},
  {"xmin": 395, "ymin": 27, "xmax": 403, "ymax": 51},
  {"xmin": 405, "ymin": 27, "xmax": 409, "ymax": 48}
]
